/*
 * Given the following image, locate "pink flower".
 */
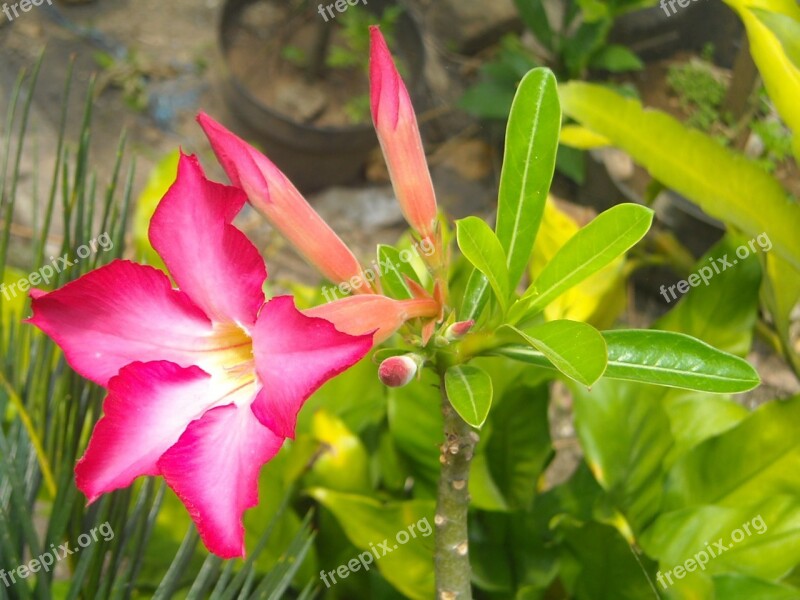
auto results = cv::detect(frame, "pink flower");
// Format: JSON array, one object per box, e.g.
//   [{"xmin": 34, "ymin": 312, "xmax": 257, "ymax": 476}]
[
  {"xmin": 196, "ymin": 30, "xmax": 447, "ymax": 344},
  {"xmin": 369, "ymin": 26, "xmax": 439, "ymax": 251},
  {"xmin": 26, "ymin": 154, "xmax": 372, "ymax": 558}
]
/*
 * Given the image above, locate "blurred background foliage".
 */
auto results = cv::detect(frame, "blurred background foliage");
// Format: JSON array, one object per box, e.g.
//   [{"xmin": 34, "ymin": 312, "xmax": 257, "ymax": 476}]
[{"xmin": 1, "ymin": 0, "xmax": 799, "ymax": 598}]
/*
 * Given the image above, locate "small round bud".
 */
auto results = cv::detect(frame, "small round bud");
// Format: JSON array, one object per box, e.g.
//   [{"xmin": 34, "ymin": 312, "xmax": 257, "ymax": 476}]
[
  {"xmin": 444, "ymin": 320, "xmax": 475, "ymax": 341},
  {"xmin": 378, "ymin": 355, "xmax": 419, "ymax": 387}
]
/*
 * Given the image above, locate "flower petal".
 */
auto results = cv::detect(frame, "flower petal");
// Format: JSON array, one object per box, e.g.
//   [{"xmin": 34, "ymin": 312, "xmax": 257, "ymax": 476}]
[
  {"xmin": 251, "ymin": 296, "xmax": 372, "ymax": 438},
  {"xmin": 304, "ymin": 294, "xmax": 441, "ymax": 344},
  {"xmin": 158, "ymin": 403, "xmax": 284, "ymax": 558},
  {"xmin": 149, "ymin": 153, "xmax": 266, "ymax": 328},
  {"xmin": 197, "ymin": 113, "xmax": 372, "ymax": 292},
  {"xmin": 369, "ymin": 26, "xmax": 438, "ymax": 242},
  {"xmin": 75, "ymin": 361, "xmax": 220, "ymax": 503},
  {"xmin": 26, "ymin": 260, "xmax": 215, "ymax": 386}
]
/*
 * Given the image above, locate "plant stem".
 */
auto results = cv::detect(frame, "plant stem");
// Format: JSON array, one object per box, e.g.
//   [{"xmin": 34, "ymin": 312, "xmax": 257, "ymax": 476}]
[{"xmin": 434, "ymin": 371, "xmax": 476, "ymax": 599}]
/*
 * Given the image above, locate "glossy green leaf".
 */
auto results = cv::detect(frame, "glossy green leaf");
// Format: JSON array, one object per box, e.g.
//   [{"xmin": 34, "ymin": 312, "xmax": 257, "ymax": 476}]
[
  {"xmin": 600, "ymin": 330, "xmax": 760, "ymax": 393},
  {"xmin": 559, "ymin": 81, "xmax": 800, "ymax": 268},
  {"xmin": 461, "ymin": 67, "xmax": 560, "ymax": 319},
  {"xmin": 510, "ymin": 203, "xmax": 653, "ymax": 323},
  {"xmin": 309, "ymin": 488, "xmax": 435, "ymax": 600},
  {"xmin": 376, "ymin": 244, "xmax": 415, "ymax": 299},
  {"xmin": 496, "ymin": 67, "xmax": 560, "ymax": 290},
  {"xmin": 664, "ymin": 395, "xmax": 800, "ymax": 509},
  {"xmin": 460, "ymin": 268, "xmax": 492, "ymax": 321},
  {"xmin": 498, "ymin": 333, "xmax": 760, "ymax": 393},
  {"xmin": 445, "ymin": 365, "xmax": 494, "ymax": 428},
  {"xmin": 456, "ymin": 216, "xmax": 510, "ymax": 312},
  {"xmin": 503, "ymin": 320, "xmax": 607, "ymax": 387}
]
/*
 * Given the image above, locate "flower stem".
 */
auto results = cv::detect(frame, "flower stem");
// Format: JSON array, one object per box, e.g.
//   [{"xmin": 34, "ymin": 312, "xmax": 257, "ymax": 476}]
[{"xmin": 434, "ymin": 371, "xmax": 475, "ymax": 599}]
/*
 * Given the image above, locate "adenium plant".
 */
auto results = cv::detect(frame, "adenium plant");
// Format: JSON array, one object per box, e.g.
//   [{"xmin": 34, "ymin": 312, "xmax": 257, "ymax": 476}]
[{"xmin": 27, "ymin": 26, "xmax": 760, "ymax": 598}]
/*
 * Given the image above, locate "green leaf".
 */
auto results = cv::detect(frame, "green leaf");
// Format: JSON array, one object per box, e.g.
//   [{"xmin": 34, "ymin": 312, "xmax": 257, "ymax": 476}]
[
  {"xmin": 559, "ymin": 81, "xmax": 800, "ymax": 269},
  {"xmin": 456, "ymin": 217, "xmax": 510, "ymax": 312},
  {"xmin": 558, "ymin": 521, "xmax": 660, "ymax": 600},
  {"xmin": 499, "ymin": 328, "xmax": 759, "ymax": 393},
  {"xmin": 460, "ymin": 268, "xmax": 492, "ymax": 321},
  {"xmin": 560, "ymin": 124, "xmax": 611, "ymax": 149},
  {"xmin": 571, "ymin": 377, "xmax": 675, "ymax": 530},
  {"xmin": 376, "ymin": 244, "xmax": 416, "ymax": 299},
  {"xmin": 589, "ymin": 44, "xmax": 644, "ymax": 72},
  {"xmin": 751, "ymin": 8, "xmax": 800, "ymax": 69},
  {"xmin": 445, "ymin": 365, "xmax": 494, "ymax": 428},
  {"xmin": 640, "ymin": 496, "xmax": 800, "ymax": 585},
  {"xmin": 305, "ymin": 410, "xmax": 371, "ymax": 494},
  {"xmin": 510, "ymin": 203, "xmax": 653, "ymax": 323},
  {"xmin": 724, "ymin": 0, "xmax": 800, "ymax": 160},
  {"xmin": 496, "ymin": 67, "xmax": 561, "ymax": 290},
  {"xmin": 503, "ymin": 320, "xmax": 607, "ymax": 387},
  {"xmin": 664, "ymin": 395, "xmax": 749, "ymax": 464},
  {"xmin": 656, "ymin": 234, "xmax": 763, "ymax": 357},
  {"xmin": 485, "ymin": 383, "xmax": 553, "ymax": 509},
  {"xmin": 664, "ymin": 395, "xmax": 800, "ymax": 509},
  {"xmin": 308, "ymin": 489, "xmax": 435, "ymax": 600},
  {"xmin": 763, "ymin": 252, "xmax": 800, "ymax": 373},
  {"xmin": 714, "ymin": 574, "xmax": 800, "ymax": 600},
  {"xmin": 513, "ymin": 0, "xmax": 554, "ymax": 51},
  {"xmin": 601, "ymin": 330, "xmax": 760, "ymax": 394},
  {"xmin": 388, "ymin": 369, "xmax": 443, "ymax": 490}
]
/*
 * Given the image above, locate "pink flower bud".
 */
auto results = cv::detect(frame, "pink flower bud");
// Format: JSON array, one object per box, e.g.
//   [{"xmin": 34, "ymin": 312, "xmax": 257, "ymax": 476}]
[
  {"xmin": 378, "ymin": 355, "xmax": 420, "ymax": 388},
  {"xmin": 445, "ymin": 320, "xmax": 475, "ymax": 341},
  {"xmin": 369, "ymin": 26, "xmax": 438, "ymax": 244}
]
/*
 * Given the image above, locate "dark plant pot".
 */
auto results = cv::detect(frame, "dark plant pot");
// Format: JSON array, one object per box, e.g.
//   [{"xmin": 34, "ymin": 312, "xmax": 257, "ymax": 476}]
[
  {"xmin": 609, "ymin": 0, "xmax": 743, "ymax": 67},
  {"xmin": 217, "ymin": 0, "xmax": 425, "ymax": 193}
]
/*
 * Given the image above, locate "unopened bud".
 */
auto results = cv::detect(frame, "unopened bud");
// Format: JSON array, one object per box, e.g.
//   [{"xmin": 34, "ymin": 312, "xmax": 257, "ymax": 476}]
[
  {"xmin": 444, "ymin": 320, "xmax": 474, "ymax": 341},
  {"xmin": 378, "ymin": 355, "xmax": 421, "ymax": 387}
]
